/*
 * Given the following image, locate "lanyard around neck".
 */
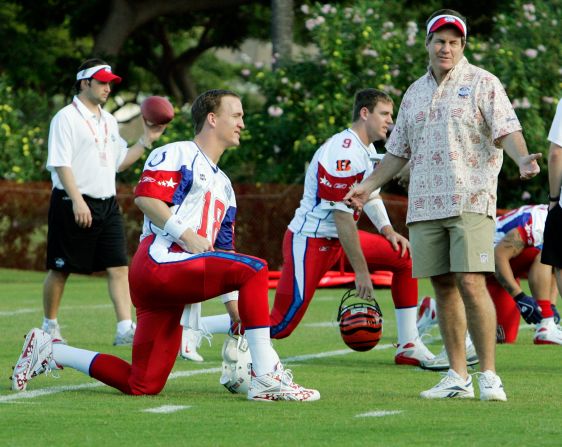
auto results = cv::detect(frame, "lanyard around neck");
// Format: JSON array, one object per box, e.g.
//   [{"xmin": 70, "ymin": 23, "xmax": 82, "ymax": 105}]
[{"xmin": 72, "ymin": 100, "xmax": 108, "ymax": 151}]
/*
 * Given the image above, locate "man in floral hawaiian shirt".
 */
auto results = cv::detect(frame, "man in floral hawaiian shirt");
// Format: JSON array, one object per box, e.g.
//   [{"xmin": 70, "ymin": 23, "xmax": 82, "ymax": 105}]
[{"xmin": 345, "ymin": 9, "xmax": 541, "ymax": 401}]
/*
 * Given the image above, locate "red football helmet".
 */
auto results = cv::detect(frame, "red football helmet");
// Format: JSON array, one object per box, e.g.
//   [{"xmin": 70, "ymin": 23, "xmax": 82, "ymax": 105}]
[{"xmin": 337, "ymin": 289, "xmax": 383, "ymax": 352}]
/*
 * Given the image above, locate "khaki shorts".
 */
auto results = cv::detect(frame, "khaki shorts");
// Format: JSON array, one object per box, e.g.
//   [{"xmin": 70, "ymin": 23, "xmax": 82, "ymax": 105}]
[{"xmin": 408, "ymin": 213, "xmax": 495, "ymax": 278}]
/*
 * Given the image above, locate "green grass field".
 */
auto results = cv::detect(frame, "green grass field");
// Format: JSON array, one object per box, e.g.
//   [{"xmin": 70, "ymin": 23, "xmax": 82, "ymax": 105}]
[{"xmin": 1, "ymin": 268, "xmax": 561, "ymax": 446}]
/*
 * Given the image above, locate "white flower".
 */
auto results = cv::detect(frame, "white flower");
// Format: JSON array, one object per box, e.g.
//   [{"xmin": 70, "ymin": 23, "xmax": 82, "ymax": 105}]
[
  {"xmin": 524, "ymin": 48, "xmax": 538, "ymax": 58},
  {"xmin": 240, "ymin": 68, "xmax": 251, "ymax": 77},
  {"xmin": 521, "ymin": 191, "xmax": 531, "ymax": 200},
  {"xmin": 362, "ymin": 48, "xmax": 379, "ymax": 57},
  {"xmin": 305, "ymin": 18, "xmax": 317, "ymax": 30},
  {"xmin": 268, "ymin": 105, "xmax": 284, "ymax": 117},
  {"xmin": 473, "ymin": 54, "xmax": 483, "ymax": 61},
  {"xmin": 300, "ymin": 4, "xmax": 309, "ymax": 14},
  {"xmin": 513, "ymin": 97, "xmax": 531, "ymax": 109},
  {"xmin": 321, "ymin": 4, "xmax": 332, "ymax": 14},
  {"xmin": 352, "ymin": 14, "xmax": 363, "ymax": 24}
]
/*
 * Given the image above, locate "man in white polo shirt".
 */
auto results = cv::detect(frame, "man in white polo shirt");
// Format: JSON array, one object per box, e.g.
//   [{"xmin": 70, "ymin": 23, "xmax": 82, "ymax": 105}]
[{"xmin": 43, "ymin": 58, "xmax": 166, "ymax": 345}]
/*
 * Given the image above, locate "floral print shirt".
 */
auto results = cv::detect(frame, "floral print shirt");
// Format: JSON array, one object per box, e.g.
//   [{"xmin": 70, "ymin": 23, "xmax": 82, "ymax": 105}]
[{"xmin": 386, "ymin": 57, "xmax": 521, "ymax": 223}]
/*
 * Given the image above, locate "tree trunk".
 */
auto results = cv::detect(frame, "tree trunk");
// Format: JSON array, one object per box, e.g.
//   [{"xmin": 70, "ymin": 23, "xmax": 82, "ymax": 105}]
[{"xmin": 271, "ymin": 0, "xmax": 293, "ymax": 69}]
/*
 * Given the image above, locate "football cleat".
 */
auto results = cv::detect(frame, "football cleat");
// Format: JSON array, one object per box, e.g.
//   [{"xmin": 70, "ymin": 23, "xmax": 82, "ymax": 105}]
[
  {"xmin": 11, "ymin": 328, "xmax": 61, "ymax": 391},
  {"xmin": 337, "ymin": 289, "xmax": 383, "ymax": 352},
  {"xmin": 416, "ymin": 296, "xmax": 437, "ymax": 336},
  {"xmin": 247, "ymin": 362, "xmax": 320, "ymax": 402},
  {"xmin": 180, "ymin": 327, "xmax": 211, "ymax": 362},
  {"xmin": 476, "ymin": 370, "xmax": 507, "ymax": 401},
  {"xmin": 219, "ymin": 334, "xmax": 252, "ymax": 393},
  {"xmin": 420, "ymin": 369, "xmax": 474, "ymax": 399},
  {"xmin": 113, "ymin": 322, "xmax": 136, "ymax": 346},
  {"xmin": 420, "ymin": 340, "xmax": 479, "ymax": 371},
  {"xmin": 394, "ymin": 337, "xmax": 435, "ymax": 366},
  {"xmin": 533, "ymin": 318, "xmax": 562, "ymax": 345}
]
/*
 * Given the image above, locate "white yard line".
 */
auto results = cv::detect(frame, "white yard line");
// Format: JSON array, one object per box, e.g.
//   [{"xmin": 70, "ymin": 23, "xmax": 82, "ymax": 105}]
[
  {"xmin": 1, "ymin": 345, "xmax": 394, "ymax": 404},
  {"xmin": 0, "ymin": 304, "xmax": 112, "ymax": 318},
  {"xmin": 355, "ymin": 410, "xmax": 403, "ymax": 418},
  {"xmin": 142, "ymin": 405, "xmax": 191, "ymax": 414}
]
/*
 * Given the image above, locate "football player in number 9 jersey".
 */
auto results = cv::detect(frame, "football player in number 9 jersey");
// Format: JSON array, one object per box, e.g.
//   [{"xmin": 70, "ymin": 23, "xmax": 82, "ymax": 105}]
[
  {"xmin": 269, "ymin": 89, "xmax": 435, "ymax": 365},
  {"xmin": 11, "ymin": 90, "xmax": 319, "ymax": 402}
]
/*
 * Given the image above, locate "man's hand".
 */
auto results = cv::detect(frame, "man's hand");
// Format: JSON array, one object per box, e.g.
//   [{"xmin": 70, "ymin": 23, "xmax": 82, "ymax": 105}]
[
  {"xmin": 518, "ymin": 153, "xmax": 542, "ymax": 180},
  {"xmin": 380, "ymin": 226, "xmax": 410, "ymax": 258},
  {"xmin": 179, "ymin": 229, "xmax": 213, "ymax": 254},
  {"xmin": 354, "ymin": 271, "xmax": 375, "ymax": 301},
  {"xmin": 513, "ymin": 292, "xmax": 543, "ymax": 324},
  {"xmin": 343, "ymin": 184, "xmax": 371, "ymax": 212},
  {"xmin": 72, "ymin": 197, "xmax": 92, "ymax": 228}
]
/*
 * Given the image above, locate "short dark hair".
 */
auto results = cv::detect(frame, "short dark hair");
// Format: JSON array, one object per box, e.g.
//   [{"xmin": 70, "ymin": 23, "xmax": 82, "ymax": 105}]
[
  {"xmin": 74, "ymin": 58, "xmax": 108, "ymax": 94},
  {"xmin": 191, "ymin": 89, "xmax": 240, "ymax": 134},
  {"xmin": 425, "ymin": 9, "xmax": 467, "ymax": 45},
  {"xmin": 352, "ymin": 89, "xmax": 393, "ymax": 122}
]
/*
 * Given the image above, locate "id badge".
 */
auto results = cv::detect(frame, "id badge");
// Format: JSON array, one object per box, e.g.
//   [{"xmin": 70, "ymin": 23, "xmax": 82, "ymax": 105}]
[{"xmin": 99, "ymin": 151, "xmax": 109, "ymax": 167}]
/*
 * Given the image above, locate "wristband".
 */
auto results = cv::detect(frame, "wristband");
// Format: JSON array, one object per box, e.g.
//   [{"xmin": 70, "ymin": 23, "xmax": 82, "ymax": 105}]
[
  {"xmin": 549, "ymin": 195, "xmax": 560, "ymax": 202},
  {"xmin": 221, "ymin": 291, "xmax": 239, "ymax": 303},
  {"xmin": 363, "ymin": 198, "xmax": 391, "ymax": 231},
  {"xmin": 513, "ymin": 291, "xmax": 526, "ymax": 301},
  {"xmin": 163, "ymin": 215, "xmax": 187, "ymax": 240},
  {"xmin": 137, "ymin": 136, "xmax": 152, "ymax": 149}
]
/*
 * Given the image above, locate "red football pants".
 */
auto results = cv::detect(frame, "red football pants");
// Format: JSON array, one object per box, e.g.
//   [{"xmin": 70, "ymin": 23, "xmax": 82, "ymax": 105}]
[
  {"xmin": 487, "ymin": 247, "xmax": 539, "ymax": 343},
  {"xmin": 270, "ymin": 229, "xmax": 418, "ymax": 339},
  {"xmin": 90, "ymin": 235, "xmax": 269, "ymax": 395}
]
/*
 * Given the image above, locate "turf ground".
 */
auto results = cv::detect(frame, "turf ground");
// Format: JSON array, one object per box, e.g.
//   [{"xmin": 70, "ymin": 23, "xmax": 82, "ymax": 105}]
[{"xmin": 1, "ymin": 268, "xmax": 561, "ymax": 446}]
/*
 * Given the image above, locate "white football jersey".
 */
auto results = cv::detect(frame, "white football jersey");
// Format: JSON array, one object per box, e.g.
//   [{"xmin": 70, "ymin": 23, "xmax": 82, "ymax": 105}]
[
  {"xmin": 135, "ymin": 141, "xmax": 236, "ymax": 257},
  {"xmin": 289, "ymin": 128, "xmax": 381, "ymax": 238},
  {"xmin": 494, "ymin": 204, "xmax": 548, "ymax": 249}
]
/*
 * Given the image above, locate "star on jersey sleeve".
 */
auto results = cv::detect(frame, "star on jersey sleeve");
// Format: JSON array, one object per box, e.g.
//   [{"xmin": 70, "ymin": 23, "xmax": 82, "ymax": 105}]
[{"xmin": 134, "ymin": 143, "xmax": 193, "ymax": 205}]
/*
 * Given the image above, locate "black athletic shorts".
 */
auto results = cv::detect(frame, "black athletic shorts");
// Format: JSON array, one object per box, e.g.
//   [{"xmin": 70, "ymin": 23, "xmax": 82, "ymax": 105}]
[
  {"xmin": 46, "ymin": 188, "xmax": 128, "ymax": 273},
  {"xmin": 541, "ymin": 203, "xmax": 562, "ymax": 269}
]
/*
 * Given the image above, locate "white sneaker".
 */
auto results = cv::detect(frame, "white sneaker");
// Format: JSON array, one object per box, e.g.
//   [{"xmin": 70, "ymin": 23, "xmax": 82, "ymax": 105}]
[
  {"xmin": 533, "ymin": 318, "xmax": 562, "ymax": 345},
  {"xmin": 420, "ymin": 369, "xmax": 474, "ymax": 399},
  {"xmin": 395, "ymin": 337, "xmax": 435, "ymax": 366},
  {"xmin": 180, "ymin": 328, "xmax": 211, "ymax": 362},
  {"xmin": 248, "ymin": 363, "xmax": 320, "ymax": 402},
  {"xmin": 417, "ymin": 296, "xmax": 437, "ymax": 336},
  {"xmin": 11, "ymin": 328, "xmax": 61, "ymax": 391},
  {"xmin": 420, "ymin": 342, "xmax": 479, "ymax": 371},
  {"xmin": 477, "ymin": 370, "xmax": 507, "ymax": 401},
  {"xmin": 113, "ymin": 322, "xmax": 136, "ymax": 346},
  {"xmin": 42, "ymin": 321, "xmax": 66, "ymax": 344}
]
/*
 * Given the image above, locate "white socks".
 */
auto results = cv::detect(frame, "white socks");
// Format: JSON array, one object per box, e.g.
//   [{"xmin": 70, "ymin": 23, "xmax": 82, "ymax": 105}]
[
  {"xmin": 200, "ymin": 314, "xmax": 232, "ymax": 334},
  {"xmin": 52, "ymin": 344, "xmax": 98, "ymax": 375},
  {"xmin": 116, "ymin": 319, "xmax": 133, "ymax": 335},
  {"xmin": 245, "ymin": 328, "xmax": 280, "ymax": 376},
  {"xmin": 42, "ymin": 318, "xmax": 58, "ymax": 330},
  {"xmin": 395, "ymin": 307, "xmax": 419, "ymax": 345}
]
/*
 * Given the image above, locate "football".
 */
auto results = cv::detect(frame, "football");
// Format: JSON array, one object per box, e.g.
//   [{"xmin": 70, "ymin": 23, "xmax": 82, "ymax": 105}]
[
  {"xmin": 140, "ymin": 96, "xmax": 174, "ymax": 125},
  {"xmin": 337, "ymin": 290, "xmax": 383, "ymax": 352}
]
